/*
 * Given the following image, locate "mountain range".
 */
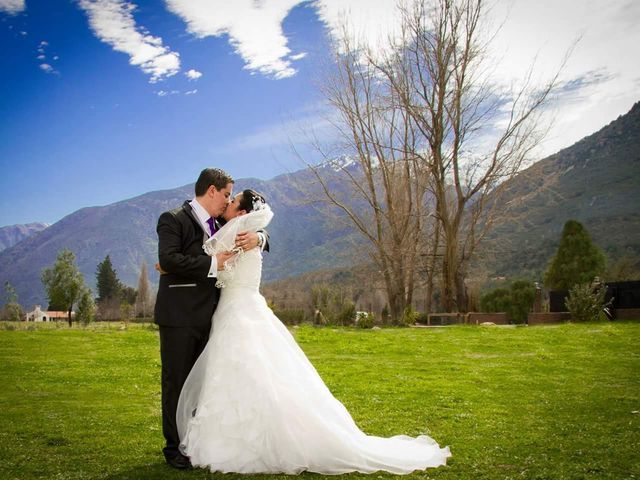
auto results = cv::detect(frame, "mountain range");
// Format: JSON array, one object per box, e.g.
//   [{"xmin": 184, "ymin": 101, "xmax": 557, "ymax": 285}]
[
  {"xmin": 1, "ymin": 102, "xmax": 638, "ymax": 308},
  {"xmin": 0, "ymin": 223, "xmax": 48, "ymax": 252},
  {"xmin": 0, "ymin": 165, "xmax": 360, "ymax": 308}
]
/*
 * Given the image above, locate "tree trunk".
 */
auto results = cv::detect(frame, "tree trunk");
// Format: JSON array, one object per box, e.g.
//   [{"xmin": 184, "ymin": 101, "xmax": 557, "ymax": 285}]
[
  {"xmin": 455, "ymin": 269, "xmax": 469, "ymax": 313},
  {"xmin": 425, "ymin": 220, "xmax": 441, "ymax": 314},
  {"xmin": 441, "ymin": 226, "xmax": 459, "ymax": 312},
  {"xmin": 67, "ymin": 307, "xmax": 72, "ymax": 327}
]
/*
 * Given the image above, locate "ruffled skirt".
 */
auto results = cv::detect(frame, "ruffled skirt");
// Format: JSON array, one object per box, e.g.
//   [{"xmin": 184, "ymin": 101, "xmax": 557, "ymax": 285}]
[{"xmin": 176, "ymin": 287, "xmax": 451, "ymax": 474}]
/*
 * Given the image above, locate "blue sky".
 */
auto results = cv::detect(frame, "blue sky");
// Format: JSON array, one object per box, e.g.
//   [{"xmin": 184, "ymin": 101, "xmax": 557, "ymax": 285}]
[{"xmin": 1, "ymin": 0, "xmax": 639, "ymax": 226}]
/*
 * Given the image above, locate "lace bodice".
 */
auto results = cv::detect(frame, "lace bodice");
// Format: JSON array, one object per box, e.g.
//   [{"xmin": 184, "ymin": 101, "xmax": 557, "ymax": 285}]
[{"xmin": 203, "ymin": 205, "xmax": 273, "ymax": 290}]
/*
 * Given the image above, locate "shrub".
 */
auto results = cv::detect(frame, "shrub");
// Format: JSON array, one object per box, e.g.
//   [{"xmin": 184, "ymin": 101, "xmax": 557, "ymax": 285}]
[
  {"xmin": 76, "ymin": 289, "xmax": 96, "ymax": 325},
  {"xmin": 508, "ymin": 281, "xmax": 536, "ymax": 324},
  {"xmin": 401, "ymin": 305, "xmax": 419, "ymax": 326},
  {"xmin": 380, "ymin": 305, "xmax": 390, "ymax": 324},
  {"xmin": 480, "ymin": 288, "xmax": 511, "ymax": 313},
  {"xmin": 335, "ymin": 301, "xmax": 356, "ymax": 326},
  {"xmin": 480, "ymin": 281, "xmax": 536, "ymax": 324},
  {"xmin": 273, "ymin": 308, "xmax": 306, "ymax": 326},
  {"xmin": 565, "ymin": 281, "xmax": 612, "ymax": 322},
  {"xmin": 355, "ymin": 311, "xmax": 375, "ymax": 328},
  {"xmin": 311, "ymin": 284, "xmax": 357, "ymax": 325},
  {"xmin": 0, "ymin": 303, "xmax": 24, "ymax": 322}
]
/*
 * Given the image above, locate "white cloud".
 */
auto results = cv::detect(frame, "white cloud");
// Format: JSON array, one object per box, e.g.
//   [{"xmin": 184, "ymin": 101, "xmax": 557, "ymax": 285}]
[
  {"xmin": 0, "ymin": 0, "xmax": 25, "ymax": 15},
  {"xmin": 185, "ymin": 68, "xmax": 202, "ymax": 80},
  {"xmin": 39, "ymin": 63, "xmax": 54, "ymax": 73},
  {"xmin": 78, "ymin": 0, "xmax": 181, "ymax": 83},
  {"xmin": 185, "ymin": 89, "xmax": 198, "ymax": 95},
  {"xmin": 155, "ymin": 89, "xmax": 179, "ymax": 96},
  {"xmin": 37, "ymin": 54, "xmax": 45, "ymax": 60},
  {"xmin": 314, "ymin": 0, "xmax": 408, "ymax": 56},
  {"xmin": 164, "ymin": 0, "xmax": 307, "ymax": 79}
]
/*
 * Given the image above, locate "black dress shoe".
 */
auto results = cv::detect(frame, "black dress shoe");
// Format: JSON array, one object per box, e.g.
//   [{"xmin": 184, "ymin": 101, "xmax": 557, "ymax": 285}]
[{"xmin": 165, "ymin": 452, "xmax": 192, "ymax": 470}]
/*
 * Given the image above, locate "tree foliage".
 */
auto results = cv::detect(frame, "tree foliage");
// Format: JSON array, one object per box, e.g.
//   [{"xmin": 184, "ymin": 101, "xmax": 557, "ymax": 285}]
[
  {"xmin": 41, "ymin": 250, "xmax": 85, "ymax": 326},
  {"xmin": 544, "ymin": 220, "xmax": 606, "ymax": 290},
  {"xmin": 480, "ymin": 280, "xmax": 535, "ymax": 323},
  {"xmin": 311, "ymin": 284, "xmax": 356, "ymax": 326},
  {"xmin": 480, "ymin": 288, "xmax": 511, "ymax": 314},
  {"xmin": 508, "ymin": 281, "xmax": 536, "ymax": 323},
  {"xmin": 96, "ymin": 255, "xmax": 122, "ymax": 302},
  {"xmin": 2, "ymin": 281, "xmax": 24, "ymax": 322},
  {"xmin": 76, "ymin": 289, "xmax": 96, "ymax": 325},
  {"xmin": 565, "ymin": 281, "xmax": 612, "ymax": 322}
]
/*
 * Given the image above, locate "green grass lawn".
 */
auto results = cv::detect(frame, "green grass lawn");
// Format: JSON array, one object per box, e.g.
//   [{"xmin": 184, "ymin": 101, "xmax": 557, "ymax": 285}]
[{"xmin": 0, "ymin": 321, "xmax": 638, "ymax": 480}]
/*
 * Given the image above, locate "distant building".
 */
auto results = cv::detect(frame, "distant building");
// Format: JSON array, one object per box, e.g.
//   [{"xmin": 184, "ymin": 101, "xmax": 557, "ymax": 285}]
[{"xmin": 26, "ymin": 305, "xmax": 75, "ymax": 322}]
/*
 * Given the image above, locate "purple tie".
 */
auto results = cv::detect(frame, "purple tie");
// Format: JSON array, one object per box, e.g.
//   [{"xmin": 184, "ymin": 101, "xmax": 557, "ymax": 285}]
[{"xmin": 207, "ymin": 217, "xmax": 216, "ymax": 236}]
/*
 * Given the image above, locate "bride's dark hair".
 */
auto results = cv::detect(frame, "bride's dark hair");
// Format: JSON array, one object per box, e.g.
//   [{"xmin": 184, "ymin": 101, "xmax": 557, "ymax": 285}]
[{"xmin": 238, "ymin": 189, "xmax": 267, "ymax": 213}]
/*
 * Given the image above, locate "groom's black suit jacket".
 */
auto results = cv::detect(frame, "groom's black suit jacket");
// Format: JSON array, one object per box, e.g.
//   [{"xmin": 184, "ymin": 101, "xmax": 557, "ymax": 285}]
[{"xmin": 154, "ymin": 201, "xmax": 220, "ymax": 327}]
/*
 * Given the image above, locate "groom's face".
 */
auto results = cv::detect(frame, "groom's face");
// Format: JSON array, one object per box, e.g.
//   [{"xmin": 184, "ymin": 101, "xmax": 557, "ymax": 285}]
[{"xmin": 208, "ymin": 182, "xmax": 233, "ymax": 217}]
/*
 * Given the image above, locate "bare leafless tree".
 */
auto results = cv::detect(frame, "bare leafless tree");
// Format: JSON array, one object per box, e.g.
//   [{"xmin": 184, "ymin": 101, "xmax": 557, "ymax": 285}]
[
  {"xmin": 310, "ymin": 0, "xmax": 564, "ymax": 315},
  {"xmin": 370, "ymin": 0, "xmax": 564, "ymax": 311},
  {"xmin": 400, "ymin": 0, "xmax": 560, "ymax": 311},
  {"xmin": 135, "ymin": 261, "xmax": 153, "ymax": 318},
  {"xmin": 307, "ymin": 29, "xmax": 432, "ymax": 323}
]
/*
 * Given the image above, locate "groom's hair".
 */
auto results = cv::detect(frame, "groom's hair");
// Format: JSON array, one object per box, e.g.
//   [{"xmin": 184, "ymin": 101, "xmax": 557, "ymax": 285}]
[
  {"xmin": 195, "ymin": 168, "xmax": 234, "ymax": 196},
  {"xmin": 238, "ymin": 189, "xmax": 266, "ymax": 213}
]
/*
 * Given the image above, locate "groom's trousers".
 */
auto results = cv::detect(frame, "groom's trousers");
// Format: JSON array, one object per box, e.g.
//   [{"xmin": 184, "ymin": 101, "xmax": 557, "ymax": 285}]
[{"xmin": 159, "ymin": 323, "xmax": 211, "ymax": 459}]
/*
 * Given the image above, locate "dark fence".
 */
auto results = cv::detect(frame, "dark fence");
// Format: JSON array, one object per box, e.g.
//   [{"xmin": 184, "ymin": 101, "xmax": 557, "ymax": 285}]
[{"xmin": 549, "ymin": 280, "xmax": 640, "ymax": 312}]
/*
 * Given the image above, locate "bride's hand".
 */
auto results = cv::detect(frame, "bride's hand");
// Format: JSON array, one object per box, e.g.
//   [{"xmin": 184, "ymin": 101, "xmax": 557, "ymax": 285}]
[{"xmin": 216, "ymin": 251, "xmax": 237, "ymax": 270}]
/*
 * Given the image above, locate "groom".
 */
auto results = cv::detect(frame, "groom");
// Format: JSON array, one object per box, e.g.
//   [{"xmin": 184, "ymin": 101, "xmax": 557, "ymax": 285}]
[{"xmin": 154, "ymin": 168, "xmax": 267, "ymax": 469}]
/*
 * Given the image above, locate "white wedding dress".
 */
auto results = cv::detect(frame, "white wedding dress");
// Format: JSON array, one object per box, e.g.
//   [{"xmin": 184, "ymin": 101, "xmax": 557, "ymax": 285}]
[{"xmin": 176, "ymin": 205, "xmax": 451, "ymax": 474}]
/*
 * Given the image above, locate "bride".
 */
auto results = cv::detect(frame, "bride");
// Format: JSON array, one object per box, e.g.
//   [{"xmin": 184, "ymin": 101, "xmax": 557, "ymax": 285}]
[{"xmin": 176, "ymin": 189, "xmax": 451, "ymax": 474}]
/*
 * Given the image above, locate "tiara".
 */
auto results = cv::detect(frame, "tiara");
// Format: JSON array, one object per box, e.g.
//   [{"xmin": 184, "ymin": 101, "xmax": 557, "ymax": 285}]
[{"xmin": 252, "ymin": 196, "xmax": 266, "ymax": 211}]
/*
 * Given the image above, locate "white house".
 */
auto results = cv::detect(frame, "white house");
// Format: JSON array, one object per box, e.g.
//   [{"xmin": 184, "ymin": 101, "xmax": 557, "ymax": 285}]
[{"xmin": 26, "ymin": 305, "xmax": 75, "ymax": 322}]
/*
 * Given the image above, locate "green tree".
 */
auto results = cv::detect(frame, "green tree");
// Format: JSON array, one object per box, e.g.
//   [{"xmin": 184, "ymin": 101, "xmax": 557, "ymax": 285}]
[
  {"xmin": 480, "ymin": 288, "xmax": 511, "ymax": 313},
  {"xmin": 2, "ymin": 281, "xmax": 24, "ymax": 322},
  {"xmin": 120, "ymin": 285, "xmax": 137, "ymax": 306},
  {"xmin": 544, "ymin": 220, "xmax": 606, "ymax": 290},
  {"xmin": 96, "ymin": 255, "xmax": 121, "ymax": 302},
  {"xmin": 76, "ymin": 289, "xmax": 96, "ymax": 325},
  {"xmin": 508, "ymin": 281, "xmax": 536, "ymax": 324},
  {"xmin": 481, "ymin": 281, "xmax": 537, "ymax": 323},
  {"xmin": 41, "ymin": 250, "xmax": 85, "ymax": 326}
]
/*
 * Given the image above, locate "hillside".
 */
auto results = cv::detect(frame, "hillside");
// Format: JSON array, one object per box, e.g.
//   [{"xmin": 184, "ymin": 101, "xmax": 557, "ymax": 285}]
[{"xmin": 479, "ymin": 101, "xmax": 640, "ymax": 279}]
